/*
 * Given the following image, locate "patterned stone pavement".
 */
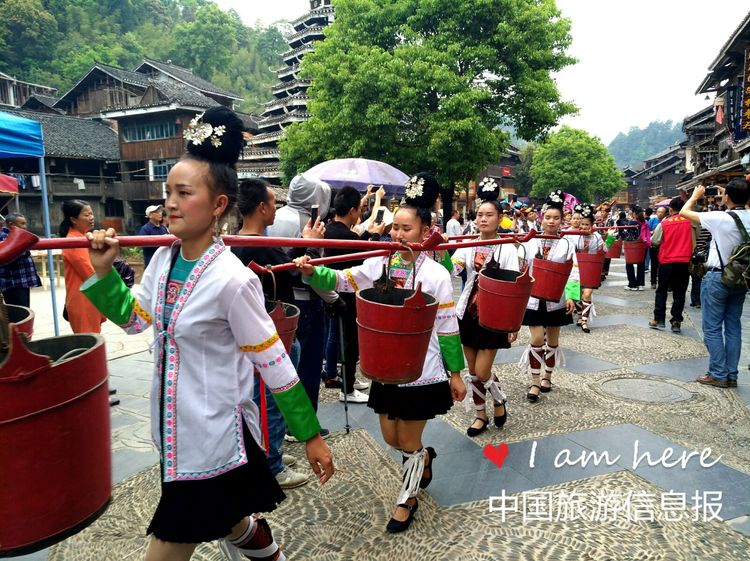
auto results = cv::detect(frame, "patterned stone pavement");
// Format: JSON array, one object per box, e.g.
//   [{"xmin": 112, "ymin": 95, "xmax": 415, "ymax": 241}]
[{"xmin": 14, "ymin": 260, "xmax": 750, "ymax": 560}]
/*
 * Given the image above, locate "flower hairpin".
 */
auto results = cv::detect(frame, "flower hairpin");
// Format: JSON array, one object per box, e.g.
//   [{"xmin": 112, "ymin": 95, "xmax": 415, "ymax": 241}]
[
  {"xmin": 184, "ymin": 113, "xmax": 227, "ymax": 147},
  {"xmin": 405, "ymin": 176, "xmax": 425, "ymax": 199},
  {"xmin": 479, "ymin": 177, "xmax": 498, "ymax": 193},
  {"xmin": 548, "ymin": 190, "xmax": 563, "ymax": 204}
]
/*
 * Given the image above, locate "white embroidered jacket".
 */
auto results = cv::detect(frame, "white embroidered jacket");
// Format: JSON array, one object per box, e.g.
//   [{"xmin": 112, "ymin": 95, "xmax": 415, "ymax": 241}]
[{"xmin": 83, "ymin": 242, "xmax": 319, "ymax": 482}]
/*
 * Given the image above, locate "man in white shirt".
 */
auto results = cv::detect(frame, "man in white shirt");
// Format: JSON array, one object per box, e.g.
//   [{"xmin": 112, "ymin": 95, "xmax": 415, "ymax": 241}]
[
  {"xmin": 680, "ymin": 179, "xmax": 750, "ymax": 388},
  {"xmin": 446, "ymin": 210, "xmax": 463, "ymax": 238}
]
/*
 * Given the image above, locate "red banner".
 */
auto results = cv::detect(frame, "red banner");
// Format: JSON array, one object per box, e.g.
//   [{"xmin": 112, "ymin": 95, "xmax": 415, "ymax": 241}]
[
  {"xmin": 742, "ymin": 48, "xmax": 750, "ymax": 132},
  {"xmin": 501, "ymin": 166, "xmax": 512, "ymax": 177}
]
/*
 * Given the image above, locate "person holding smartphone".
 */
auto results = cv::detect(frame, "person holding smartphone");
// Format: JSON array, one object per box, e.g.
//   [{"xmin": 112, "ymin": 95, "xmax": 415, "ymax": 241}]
[{"xmin": 322, "ymin": 186, "xmax": 385, "ymax": 402}]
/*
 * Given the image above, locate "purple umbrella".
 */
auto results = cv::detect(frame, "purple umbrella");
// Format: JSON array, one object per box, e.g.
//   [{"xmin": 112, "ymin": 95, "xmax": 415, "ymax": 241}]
[{"xmin": 303, "ymin": 158, "xmax": 409, "ymax": 196}]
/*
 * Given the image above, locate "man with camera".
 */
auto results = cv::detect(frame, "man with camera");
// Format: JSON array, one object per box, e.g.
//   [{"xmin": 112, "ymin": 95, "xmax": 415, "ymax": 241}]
[{"xmin": 680, "ymin": 179, "xmax": 750, "ymax": 388}]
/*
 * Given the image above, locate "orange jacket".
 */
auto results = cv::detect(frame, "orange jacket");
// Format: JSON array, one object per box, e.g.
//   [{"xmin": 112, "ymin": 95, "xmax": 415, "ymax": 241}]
[{"xmin": 62, "ymin": 230, "xmax": 106, "ymax": 333}]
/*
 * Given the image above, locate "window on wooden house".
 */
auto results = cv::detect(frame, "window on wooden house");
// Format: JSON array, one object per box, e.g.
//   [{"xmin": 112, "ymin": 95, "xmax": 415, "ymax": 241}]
[{"xmin": 122, "ymin": 121, "xmax": 177, "ymax": 142}]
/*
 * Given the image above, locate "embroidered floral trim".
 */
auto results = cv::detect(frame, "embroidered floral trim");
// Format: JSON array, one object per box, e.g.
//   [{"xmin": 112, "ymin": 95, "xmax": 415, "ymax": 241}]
[
  {"xmin": 253, "ymin": 352, "xmax": 288, "ymax": 370},
  {"xmin": 133, "ymin": 299, "xmax": 152, "ymax": 324},
  {"xmin": 183, "ymin": 113, "xmax": 227, "ymax": 147},
  {"xmin": 345, "ymin": 270, "xmax": 359, "ymax": 292},
  {"xmin": 270, "ymin": 378, "xmax": 298, "ymax": 394},
  {"xmin": 438, "ymin": 301, "xmax": 455, "ymax": 309},
  {"xmin": 405, "ymin": 175, "xmax": 425, "ymax": 199},
  {"xmin": 241, "ymin": 333, "xmax": 280, "ymax": 353}
]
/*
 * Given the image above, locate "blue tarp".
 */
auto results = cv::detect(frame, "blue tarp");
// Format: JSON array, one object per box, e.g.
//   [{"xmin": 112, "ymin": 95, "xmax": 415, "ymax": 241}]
[{"xmin": 0, "ymin": 110, "xmax": 44, "ymax": 158}]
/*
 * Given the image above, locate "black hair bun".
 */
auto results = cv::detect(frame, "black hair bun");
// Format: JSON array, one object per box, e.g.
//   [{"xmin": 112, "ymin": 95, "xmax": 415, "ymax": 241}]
[
  {"xmin": 575, "ymin": 203, "xmax": 595, "ymax": 218},
  {"xmin": 477, "ymin": 176, "xmax": 500, "ymax": 202},
  {"xmin": 543, "ymin": 190, "xmax": 564, "ymax": 211},
  {"xmin": 184, "ymin": 106, "xmax": 245, "ymax": 167},
  {"xmin": 404, "ymin": 172, "xmax": 440, "ymax": 208}
]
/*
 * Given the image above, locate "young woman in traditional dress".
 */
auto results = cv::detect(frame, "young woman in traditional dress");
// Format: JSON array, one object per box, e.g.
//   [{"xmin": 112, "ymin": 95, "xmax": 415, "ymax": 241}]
[
  {"xmin": 295, "ymin": 173, "xmax": 466, "ymax": 533},
  {"xmin": 520, "ymin": 190, "xmax": 579, "ymax": 402},
  {"xmin": 440, "ymin": 177, "xmax": 522, "ymax": 437},
  {"xmin": 82, "ymin": 107, "xmax": 334, "ymax": 561},
  {"xmin": 571, "ymin": 204, "xmax": 604, "ymax": 333}
]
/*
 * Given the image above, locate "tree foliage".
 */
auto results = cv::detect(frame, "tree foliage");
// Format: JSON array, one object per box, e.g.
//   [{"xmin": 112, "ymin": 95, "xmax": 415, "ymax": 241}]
[
  {"xmin": 280, "ymin": 0, "xmax": 577, "ymax": 196},
  {"xmin": 0, "ymin": 0, "xmax": 286, "ymax": 113},
  {"xmin": 607, "ymin": 120, "xmax": 685, "ymax": 169},
  {"xmin": 514, "ymin": 143, "xmax": 536, "ymax": 197},
  {"xmin": 530, "ymin": 126, "xmax": 625, "ymax": 203}
]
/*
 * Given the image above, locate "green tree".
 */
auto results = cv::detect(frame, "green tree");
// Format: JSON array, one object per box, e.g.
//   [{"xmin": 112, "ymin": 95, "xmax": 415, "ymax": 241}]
[
  {"xmin": 280, "ymin": 0, "xmax": 576, "ymax": 219},
  {"xmin": 515, "ymin": 143, "xmax": 536, "ymax": 197},
  {"xmin": 0, "ymin": 0, "xmax": 58, "ymax": 74},
  {"xmin": 172, "ymin": 3, "xmax": 237, "ymax": 78},
  {"xmin": 530, "ymin": 126, "xmax": 625, "ymax": 202}
]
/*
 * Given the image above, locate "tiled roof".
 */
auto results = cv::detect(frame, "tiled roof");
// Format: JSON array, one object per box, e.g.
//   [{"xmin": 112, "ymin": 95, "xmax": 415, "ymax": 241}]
[
  {"xmin": 1, "ymin": 108, "xmax": 119, "ymax": 160},
  {"xmin": 147, "ymin": 79, "xmax": 217, "ymax": 108},
  {"xmin": 21, "ymin": 94, "xmax": 63, "ymax": 113},
  {"xmin": 137, "ymin": 58, "xmax": 242, "ymax": 100},
  {"xmin": 55, "ymin": 63, "xmax": 150, "ymax": 107}
]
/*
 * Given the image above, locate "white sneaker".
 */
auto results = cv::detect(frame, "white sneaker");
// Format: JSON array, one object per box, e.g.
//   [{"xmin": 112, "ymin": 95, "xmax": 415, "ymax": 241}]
[
  {"xmin": 636, "ymin": 286, "xmax": 644, "ymax": 291},
  {"xmin": 282, "ymin": 453, "xmax": 296, "ymax": 467},
  {"xmin": 339, "ymin": 389, "xmax": 369, "ymax": 403},
  {"xmin": 353, "ymin": 379, "xmax": 370, "ymax": 390},
  {"xmin": 275, "ymin": 467, "xmax": 310, "ymax": 489}
]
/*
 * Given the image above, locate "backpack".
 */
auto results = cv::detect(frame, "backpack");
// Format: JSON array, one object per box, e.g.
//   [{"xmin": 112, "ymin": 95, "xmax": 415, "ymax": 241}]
[{"xmin": 720, "ymin": 211, "xmax": 750, "ymax": 290}]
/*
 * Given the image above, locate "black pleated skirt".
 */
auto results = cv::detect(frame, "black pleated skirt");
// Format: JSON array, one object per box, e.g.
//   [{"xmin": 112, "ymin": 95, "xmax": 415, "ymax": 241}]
[
  {"xmin": 368, "ymin": 379, "xmax": 453, "ymax": 421},
  {"xmin": 147, "ymin": 423, "xmax": 286, "ymax": 544},
  {"xmin": 522, "ymin": 304, "xmax": 574, "ymax": 327},
  {"xmin": 458, "ymin": 314, "xmax": 512, "ymax": 350}
]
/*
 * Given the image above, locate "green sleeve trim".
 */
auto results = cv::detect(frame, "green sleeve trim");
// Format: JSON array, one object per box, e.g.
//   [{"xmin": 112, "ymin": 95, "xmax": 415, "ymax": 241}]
[
  {"xmin": 565, "ymin": 280, "xmax": 581, "ymax": 301},
  {"xmin": 307, "ymin": 266, "xmax": 337, "ymax": 291},
  {"xmin": 438, "ymin": 334, "xmax": 465, "ymax": 373},
  {"xmin": 439, "ymin": 252, "xmax": 453, "ymax": 273},
  {"xmin": 271, "ymin": 381, "xmax": 321, "ymax": 441},
  {"xmin": 80, "ymin": 268, "xmax": 133, "ymax": 325}
]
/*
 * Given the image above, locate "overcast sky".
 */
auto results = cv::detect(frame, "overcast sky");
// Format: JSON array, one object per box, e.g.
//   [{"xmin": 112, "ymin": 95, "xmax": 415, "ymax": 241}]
[{"xmin": 217, "ymin": 0, "xmax": 749, "ymax": 144}]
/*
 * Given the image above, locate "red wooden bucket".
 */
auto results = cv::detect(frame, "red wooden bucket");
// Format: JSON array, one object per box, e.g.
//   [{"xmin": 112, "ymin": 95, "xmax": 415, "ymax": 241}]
[
  {"xmin": 6, "ymin": 304, "xmax": 34, "ymax": 339},
  {"xmin": 576, "ymin": 251, "xmax": 606, "ymax": 289},
  {"xmin": 530, "ymin": 257, "xmax": 573, "ymax": 302},
  {"xmin": 623, "ymin": 240, "xmax": 647, "ymax": 265},
  {"xmin": 356, "ymin": 279, "xmax": 438, "ymax": 384},
  {"xmin": 478, "ymin": 265, "xmax": 534, "ymax": 332},
  {"xmin": 0, "ymin": 327, "xmax": 111, "ymax": 556},
  {"xmin": 605, "ymin": 239, "xmax": 622, "ymax": 259},
  {"xmin": 265, "ymin": 300, "xmax": 299, "ymax": 354}
]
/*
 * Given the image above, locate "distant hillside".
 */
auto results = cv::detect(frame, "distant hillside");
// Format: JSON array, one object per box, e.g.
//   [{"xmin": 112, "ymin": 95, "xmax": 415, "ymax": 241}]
[
  {"xmin": 608, "ymin": 120, "xmax": 686, "ymax": 169},
  {"xmin": 0, "ymin": 0, "xmax": 287, "ymax": 114}
]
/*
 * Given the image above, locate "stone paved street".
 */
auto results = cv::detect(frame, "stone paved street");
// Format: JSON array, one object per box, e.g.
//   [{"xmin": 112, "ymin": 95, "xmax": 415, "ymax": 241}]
[{"xmin": 14, "ymin": 259, "xmax": 750, "ymax": 560}]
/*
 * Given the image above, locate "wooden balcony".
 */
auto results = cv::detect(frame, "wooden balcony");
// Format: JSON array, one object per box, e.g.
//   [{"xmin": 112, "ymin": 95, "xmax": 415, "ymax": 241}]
[
  {"xmin": 120, "ymin": 137, "xmax": 185, "ymax": 161},
  {"xmin": 112, "ymin": 180, "xmax": 166, "ymax": 201}
]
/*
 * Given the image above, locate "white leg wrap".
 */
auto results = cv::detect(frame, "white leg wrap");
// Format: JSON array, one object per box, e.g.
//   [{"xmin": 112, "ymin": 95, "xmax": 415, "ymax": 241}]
[
  {"xmin": 581, "ymin": 300, "xmax": 596, "ymax": 323},
  {"xmin": 397, "ymin": 449, "xmax": 426, "ymax": 505},
  {"xmin": 483, "ymin": 373, "xmax": 507, "ymax": 404},
  {"xmin": 518, "ymin": 344, "xmax": 545, "ymax": 370}
]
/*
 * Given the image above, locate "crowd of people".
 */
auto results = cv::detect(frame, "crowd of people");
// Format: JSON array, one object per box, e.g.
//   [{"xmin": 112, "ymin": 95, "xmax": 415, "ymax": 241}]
[{"xmin": 0, "ymin": 106, "xmax": 747, "ymax": 560}]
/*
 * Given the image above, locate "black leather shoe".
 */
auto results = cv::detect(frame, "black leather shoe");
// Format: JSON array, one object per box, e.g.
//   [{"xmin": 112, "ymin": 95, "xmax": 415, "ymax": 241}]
[
  {"xmin": 386, "ymin": 499, "xmax": 418, "ymax": 533},
  {"xmin": 419, "ymin": 447, "xmax": 437, "ymax": 489},
  {"xmin": 527, "ymin": 384, "xmax": 541, "ymax": 402},
  {"xmin": 466, "ymin": 417, "xmax": 489, "ymax": 437},
  {"xmin": 493, "ymin": 401, "xmax": 507, "ymax": 428}
]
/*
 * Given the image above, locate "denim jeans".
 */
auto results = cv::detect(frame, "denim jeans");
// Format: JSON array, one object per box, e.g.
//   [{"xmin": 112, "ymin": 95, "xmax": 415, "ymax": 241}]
[
  {"xmin": 324, "ymin": 317, "xmax": 340, "ymax": 380},
  {"xmin": 294, "ymin": 298, "xmax": 325, "ymax": 411},
  {"xmin": 253, "ymin": 374, "xmax": 285, "ymax": 475},
  {"xmin": 700, "ymin": 272, "xmax": 746, "ymax": 382}
]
